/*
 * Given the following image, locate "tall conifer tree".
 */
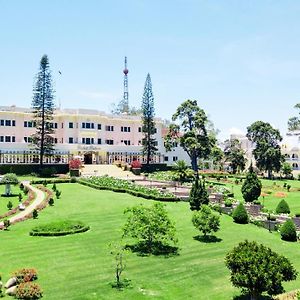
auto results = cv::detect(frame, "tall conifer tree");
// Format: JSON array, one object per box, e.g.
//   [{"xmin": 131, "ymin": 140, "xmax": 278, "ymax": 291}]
[
  {"xmin": 141, "ymin": 73, "xmax": 157, "ymax": 165},
  {"xmin": 31, "ymin": 55, "xmax": 55, "ymax": 168}
]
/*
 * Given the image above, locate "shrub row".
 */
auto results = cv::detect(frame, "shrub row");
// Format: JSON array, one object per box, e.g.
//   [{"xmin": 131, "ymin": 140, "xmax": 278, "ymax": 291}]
[
  {"xmin": 78, "ymin": 180, "xmax": 180, "ymax": 202},
  {"xmin": 30, "ymin": 178, "xmax": 75, "ymax": 185},
  {"xmin": 0, "ymin": 164, "xmax": 69, "ymax": 175}
]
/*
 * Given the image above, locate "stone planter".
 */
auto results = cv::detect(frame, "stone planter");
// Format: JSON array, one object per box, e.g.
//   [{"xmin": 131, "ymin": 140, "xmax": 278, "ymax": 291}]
[
  {"xmin": 132, "ymin": 168, "xmax": 141, "ymax": 175},
  {"xmin": 263, "ymin": 220, "xmax": 278, "ymax": 231},
  {"xmin": 70, "ymin": 169, "xmax": 80, "ymax": 177},
  {"xmin": 221, "ymin": 206, "xmax": 233, "ymax": 215}
]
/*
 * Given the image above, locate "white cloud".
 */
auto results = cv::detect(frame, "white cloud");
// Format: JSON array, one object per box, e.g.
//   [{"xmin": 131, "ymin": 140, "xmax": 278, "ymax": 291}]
[{"xmin": 229, "ymin": 127, "xmax": 245, "ymax": 136}]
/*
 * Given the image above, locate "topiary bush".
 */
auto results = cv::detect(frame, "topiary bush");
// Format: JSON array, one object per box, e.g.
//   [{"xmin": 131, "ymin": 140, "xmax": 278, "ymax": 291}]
[
  {"xmin": 189, "ymin": 177, "xmax": 208, "ymax": 211},
  {"xmin": 280, "ymin": 219, "xmax": 297, "ymax": 242},
  {"xmin": 276, "ymin": 199, "xmax": 290, "ymax": 214},
  {"xmin": 241, "ymin": 164, "xmax": 262, "ymax": 202},
  {"xmin": 232, "ymin": 202, "xmax": 249, "ymax": 224}
]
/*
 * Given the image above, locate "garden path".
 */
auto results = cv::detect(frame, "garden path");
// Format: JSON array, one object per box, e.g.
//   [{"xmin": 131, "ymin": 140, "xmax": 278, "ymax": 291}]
[{"xmin": 0, "ymin": 181, "xmax": 45, "ymax": 227}]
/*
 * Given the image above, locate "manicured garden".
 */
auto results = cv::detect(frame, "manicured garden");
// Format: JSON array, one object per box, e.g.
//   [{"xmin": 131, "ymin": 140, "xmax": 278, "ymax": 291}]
[{"xmin": 1, "ymin": 183, "xmax": 300, "ymax": 299}]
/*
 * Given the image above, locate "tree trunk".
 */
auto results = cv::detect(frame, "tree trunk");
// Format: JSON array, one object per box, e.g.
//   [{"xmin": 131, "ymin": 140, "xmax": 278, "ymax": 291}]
[
  {"xmin": 268, "ymin": 169, "xmax": 272, "ymax": 179},
  {"xmin": 191, "ymin": 153, "xmax": 198, "ymax": 173},
  {"xmin": 250, "ymin": 290, "xmax": 259, "ymax": 300}
]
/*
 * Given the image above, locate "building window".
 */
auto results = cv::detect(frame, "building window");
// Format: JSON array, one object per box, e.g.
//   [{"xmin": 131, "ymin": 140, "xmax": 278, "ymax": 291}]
[
  {"xmin": 153, "ymin": 141, "xmax": 158, "ymax": 146},
  {"xmin": 69, "ymin": 137, "xmax": 74, "ymax": 144},
  {"xmin": 12, "ymin": 120, "xmax": 16, "ymax": 126},
  {"xmin": 173, "ymin": 156, "xmax": 178, "ymax": 162},
  {"xmin": 12, "ymin": 136, "xmax": 15, "ymax": 142},
  {"xmin": 105, "ymin": 139, "xmax": 114, "ymax": 145},
  {"xmin": 82, "ymin": 138, "xmax": 85, "ymax": 144},
  {"xmin": 105, "ymin": 125, "xmax": 114, "ymax": 131},
  {"xmin": 121, "ymin": 126, "xmax": 131, "ymax": 132},
  {"xmin": 82, "ymin": 123, "xmax": 85, "ymax": 129},
  {"xmin": 0, "ymin": 120, "xmax": 4, "ymax": 126},
  {"xmin": 164, "ymin": 156, "xmax": 169, "ymax": 162},
  {"xmin": 0, "ymin": 136, "xmax": 3, "ymax": 142},
  {"xmin": 138, "ymin": 127, "xmax": 142, "ymax": 133},
  {"xmin": 5, "ymin": 136, "xmax": 11, "ymax": 142},
  {"xmin": 98, "ymin": 124, "xmax": 102, "ymax": 130},
  {"xmin": 82, "ymin": 137, "xmax": 94, "ymax": 144},
  {"xmin": 5, "ymin": 120, "xmax": 11, "ymax": 126},
  {"xmin": 121, "ymin": 140, "xmax": 131, "ymax": 145},
  {"xmin": 97, "ymin": 138, "xmax": 101, "ymax": 145},
  {"xmin": 154, "ymin": 128, "xmax": 157, "ymax": 134},
  {"xmin": 69, "ymin": 122, "xmax": 73, "ymax": 129},
  {"xmin": 82, "ymin": 122, "xmax": 94, "ymax": 129}
]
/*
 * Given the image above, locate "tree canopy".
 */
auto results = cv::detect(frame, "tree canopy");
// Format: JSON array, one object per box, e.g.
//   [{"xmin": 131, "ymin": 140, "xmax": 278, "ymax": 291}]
[
  {"xmin": 225, "ymin": 240, "xmax": 297, "ymax": 300},
  {"xmin": 223, "ymin": 139, "xmax": 246, "ymax": 174},
  {"xmin": 164, "ymin": 99, "xmax": 215, "ymax": 172},
  {"xmin": 246, "ymin": 121, "xmax": 284, "ymax": 179}
]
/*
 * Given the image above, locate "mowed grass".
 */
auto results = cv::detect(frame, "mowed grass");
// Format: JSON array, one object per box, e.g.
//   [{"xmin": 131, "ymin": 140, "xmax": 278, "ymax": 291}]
[
  {"xmin": 0, "ymin": 185, "xmax": 21, "ymax": 215},
  {"xmin": 1, "ymin": 183, "xmax": 300, "ymax": 299}
]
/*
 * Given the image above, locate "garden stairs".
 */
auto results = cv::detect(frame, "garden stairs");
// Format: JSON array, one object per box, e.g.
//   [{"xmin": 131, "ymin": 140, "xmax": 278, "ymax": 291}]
[{"xmin": 81, "ymin": 164, "xmax": 142, "ymax": 179}]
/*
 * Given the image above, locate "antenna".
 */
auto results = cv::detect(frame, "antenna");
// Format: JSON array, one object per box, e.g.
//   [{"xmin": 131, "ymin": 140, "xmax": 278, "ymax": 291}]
[{"xmin": 123, "ymin": 56, "xmax": 129, "ymax": 113}]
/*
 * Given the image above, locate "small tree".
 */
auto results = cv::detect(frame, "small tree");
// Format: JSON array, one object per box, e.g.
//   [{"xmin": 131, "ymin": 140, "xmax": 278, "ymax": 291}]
[
  {"xmin": 1, "ymin": 173, "xmax": 19, "ymax": 196},
  {"xmin": 123, "ymin": 203, "xmax": 177, "ymax": 253},
  {"xmin": 173, "ymin": 160, "xmax": 191, "ymax": 183},
  {"xmin": 52, "ymin": 183, "xmax": 57, "ymax": 192},
  {"xmin": 18, "ymin": 193, "xmax": 23, "ymax": 202},
  {"xmin": 55, "ymin": 190, "xmax": 61, "ymax": 199},
  {"xmin": 232, "ymin": 202, "xmax": 249, "ymax": 224},
  {"xmin": 281, "ymin": 162, "xmax": 293, "ymax": 179},
  {"xmin": 109, "ymin": 243, "xmax": 128, "ymax": 288},
  {"xmin": 32, "ymin": 209, "xmax": 38, "ymax": 219},
  {"xmin": 7, "ymin": 201, "xmax": 13, "ymax": 210},
  {"xmin": 241, "ymin": 164, "xmax": 262, "ymax": 202},
  {"xmin": 225, "ymin": 240, "xmax": 297, "ymax": 300},
  {"xmin": 276, "ymin": 199, "xmax": 290, "ymax": 214},
  {"xmin": 3, "ymin": 219, "xmax": 10, "ymax": 230},
  {"xmin": 189, "ymin": 177, "xmax": 209, "ymax": 211},
  {"xmin": 48, "ymin": 197, "xmax": 54, "ymax": 206},
  {"xmin": 192, "ymin": 205, "xmax": 220, "ymax": 237},
  {"xmin": 280, "ymin": 219, "xmax": 297, "ymax": 242}
]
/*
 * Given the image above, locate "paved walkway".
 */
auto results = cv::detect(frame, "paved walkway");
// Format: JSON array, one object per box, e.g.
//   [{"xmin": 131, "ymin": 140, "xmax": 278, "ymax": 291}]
[
  {"xmin": 81, "ymin": 164, "xmax": 143, "ymax": 180},
  {"xmin": 0, "ymin": 181, "xmax": 46, "ymax": 227}
]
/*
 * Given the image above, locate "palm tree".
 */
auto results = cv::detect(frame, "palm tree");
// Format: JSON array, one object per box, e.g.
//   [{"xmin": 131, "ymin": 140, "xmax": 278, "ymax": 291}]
[{"xmin": 173, "ymin": 160, "xmax": 192, "ymax": 183}]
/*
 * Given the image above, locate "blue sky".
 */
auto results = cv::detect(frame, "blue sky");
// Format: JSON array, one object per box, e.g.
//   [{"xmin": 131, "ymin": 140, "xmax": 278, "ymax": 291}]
[{"xmin": 1, "ymin": 0, "xmax": 300, "ymax": 140}]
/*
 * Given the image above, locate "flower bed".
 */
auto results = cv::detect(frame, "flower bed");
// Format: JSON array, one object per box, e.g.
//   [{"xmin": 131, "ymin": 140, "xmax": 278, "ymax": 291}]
[
  {"xmin": 29, "ymin": 220, "xmax": 89, "ymax": 236},
  {"xmin": 79, "ymin": 176, "xmax": 179, "ymax": 202}
]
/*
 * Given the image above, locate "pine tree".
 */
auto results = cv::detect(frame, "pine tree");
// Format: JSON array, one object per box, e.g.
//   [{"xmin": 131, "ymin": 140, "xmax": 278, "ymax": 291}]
[
  {"xmin": 241, "ymin": 163, "xmax": 262, "ymax": 202},
  {"xmin": 141, "ymin": 74, "xmax": 157, "ymax": 165},
  {"xmin": 31, "ymin": 55, "xmax": 55, "ymax": 168},
  {"xmin": 189, "ymin": 177, "xmax": 209, "ymax": 210}
]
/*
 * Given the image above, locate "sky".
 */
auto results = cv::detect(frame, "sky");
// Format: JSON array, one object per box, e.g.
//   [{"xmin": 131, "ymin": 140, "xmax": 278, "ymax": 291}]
[{"xmin": 1, "ymin": 0, "xmax": 300, "ymax": 140}]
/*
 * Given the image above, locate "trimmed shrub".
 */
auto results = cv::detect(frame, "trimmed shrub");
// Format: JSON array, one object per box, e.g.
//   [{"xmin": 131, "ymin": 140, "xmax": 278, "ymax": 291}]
[
  {"xmin": 19, "ymin": 193, "xmax": 23, "ymax": 202},
  {"xmin": 48, "ymin": 197, "xmax": 54, "ymax": 206},
  {"xmin": 16, "ymin": 282, "xmax": 43, "ymax": 299},
  {"xmin": 241, "ymin": 164, "xmax": 262, "ymax": 202},
  {"xmin": 55, "ymin": 190, "xmax": 61, "ymax": 199},
  {"xmin": 232, "ymin": 202, "xmax": 249, "ymax": 224},
  {"xmin": 276, "ymin": 199, "xmax": 290, "ymax": 214},
  {"xmin": 280, "ymin": 219, "xmax": 297, "ymax": 242},
  {"xmin": 7, "ymin": 201, "xmax": 13, "ymax": 210},
  {"xmin": 189, "ymin": 178, "xmax": 208, "ymax": 211}
]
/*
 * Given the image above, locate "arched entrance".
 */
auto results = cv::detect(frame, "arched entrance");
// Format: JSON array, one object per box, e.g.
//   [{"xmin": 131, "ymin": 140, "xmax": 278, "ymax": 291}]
[{"xmin": 84, "ymin": 152, "xmax": 93, "ymax": 164}]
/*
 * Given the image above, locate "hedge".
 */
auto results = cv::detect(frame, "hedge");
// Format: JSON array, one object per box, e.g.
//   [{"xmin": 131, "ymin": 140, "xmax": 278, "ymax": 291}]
[
  {"xmin": 30, "ymin": 178, "xmax": 74, "ymax": 185},
  {"xmin": 78, "ymin": 180, "xmax": 180, "ymax": 202},
  {"xmin": 141, "ymin": 163, "xmax": 172, "ymax": 173},
  {"xmin": 0, "ymin": 164, "xmax": 69, "ymax": 175},
  {"xmin": 29, "ymin": 225, "xmax": 90, "ymax": 236}
]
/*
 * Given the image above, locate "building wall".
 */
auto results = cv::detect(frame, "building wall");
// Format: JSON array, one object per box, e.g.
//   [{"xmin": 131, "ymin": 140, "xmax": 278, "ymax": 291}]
[{"xmin": 0, "ymin": 105, "xmax": 189, "ymax": 165}]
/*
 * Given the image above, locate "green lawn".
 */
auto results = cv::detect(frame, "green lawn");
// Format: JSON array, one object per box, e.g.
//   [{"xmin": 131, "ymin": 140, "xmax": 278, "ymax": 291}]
[
  {"xmin": 0, "ymin": 185, "xmax": 22, "ymax": 216},
  {"xmin": 1, "ymin": 183, "xmax": 300, "ymax": 299}
]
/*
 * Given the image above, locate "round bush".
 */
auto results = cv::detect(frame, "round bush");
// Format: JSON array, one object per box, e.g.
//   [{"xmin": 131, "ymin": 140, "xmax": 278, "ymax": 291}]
[
  {"xmin": 16, "ymin": 282, "xmax": 43, "ymax": 299},
  {"xmin": 13, "ymin": 268, "xmax": 38, "ymax": 283},
  {"xmin": 276, "ymin": 199, "xmax": 290, "ymax": 214},
  {"xmin": 232, "ymin": 202, "xmax": 249, "ymax": 224},
  {"xmin": 30, "ymin": 220, "xmax": 89, "ymax": 236},
  {"xmin": 280, "ymin": 219, "xmax": 297, "ymax": 242}
]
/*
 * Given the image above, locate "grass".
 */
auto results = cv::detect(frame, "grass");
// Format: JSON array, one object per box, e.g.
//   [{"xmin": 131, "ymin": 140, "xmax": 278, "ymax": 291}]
[
  {"xmin": 0, "ymin": 185, "xmax": 22, "ymax": 215},
  {"xmin": 1, "ymin": 183, "xmax": 300, "ymax": 299}
]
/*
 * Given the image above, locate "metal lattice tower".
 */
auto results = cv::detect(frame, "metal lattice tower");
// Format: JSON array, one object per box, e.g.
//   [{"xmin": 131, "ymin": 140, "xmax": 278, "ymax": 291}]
[{"xmin": 123, "ymin": 56, "xmax": 129, "ymax": 112}]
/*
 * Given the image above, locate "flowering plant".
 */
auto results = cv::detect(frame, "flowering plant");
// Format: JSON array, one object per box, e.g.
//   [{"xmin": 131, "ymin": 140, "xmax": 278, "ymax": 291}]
[
  {"xmin": 131, "ymin": 160, "xmax": 141, "ymax": 169},
  {"xmin": 69, "ymin": 159, "xmax": 82, "ymax": 170}
]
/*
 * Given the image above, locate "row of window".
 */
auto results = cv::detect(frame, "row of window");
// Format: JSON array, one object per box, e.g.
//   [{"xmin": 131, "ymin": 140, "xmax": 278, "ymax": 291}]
[
  {"xmin": 0, "ymin": 136, "xmax": 16, "ymax": 142},
  {"xmin": 164, "ymin": 156, "xmax": 178, "ymax": 162},
  {"xmin": 0, "ymin": 120, "xmax": 16, "ymax": 126}
]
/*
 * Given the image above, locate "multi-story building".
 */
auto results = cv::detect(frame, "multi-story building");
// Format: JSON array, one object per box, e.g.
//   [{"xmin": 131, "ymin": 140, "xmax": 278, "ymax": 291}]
[{"xmin": 0, "ymin": 105, "xmax": 189, "ymax": 166}]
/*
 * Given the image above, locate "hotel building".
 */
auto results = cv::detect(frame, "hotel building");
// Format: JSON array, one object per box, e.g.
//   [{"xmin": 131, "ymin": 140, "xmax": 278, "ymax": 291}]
[{"xmin": 0, "ymin": 105, "xmax": 189, "ymax": 166}]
